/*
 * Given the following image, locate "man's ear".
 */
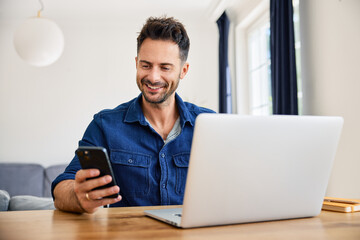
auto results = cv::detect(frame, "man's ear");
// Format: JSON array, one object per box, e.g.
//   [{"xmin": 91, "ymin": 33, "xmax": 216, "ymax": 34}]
[
  {"xmin": 135, "ymin": 57, "xmax": 138, "ymax": 68},
  {"xmin": 180, "ymin": 62, "xmax": 189, "ymax": 79}
]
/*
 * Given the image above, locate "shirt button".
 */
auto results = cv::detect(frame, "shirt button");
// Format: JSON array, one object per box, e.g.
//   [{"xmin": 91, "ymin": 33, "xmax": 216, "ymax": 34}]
[
  {"xmin": 161, "ymin": 153, "xmax": 165, "ymax": 158},
  {"xmin": 162, "ymin": 184, "xmax": 166, "ymax": 189},
  {"xmin": 128, "ymin": 159, "xmax": 133, "ymax": 164}
]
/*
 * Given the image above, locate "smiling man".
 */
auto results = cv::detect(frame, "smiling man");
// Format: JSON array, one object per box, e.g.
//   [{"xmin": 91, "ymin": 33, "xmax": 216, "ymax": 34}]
[{"xmin": 51, "ymin": 16, "xmax": 215, "ymax": 213}]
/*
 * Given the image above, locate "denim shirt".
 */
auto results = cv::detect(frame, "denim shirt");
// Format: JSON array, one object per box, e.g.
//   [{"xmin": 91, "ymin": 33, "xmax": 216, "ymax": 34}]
[{"xmin": 51, "ymin": 93, "xmax": 215, "ymax": 207}]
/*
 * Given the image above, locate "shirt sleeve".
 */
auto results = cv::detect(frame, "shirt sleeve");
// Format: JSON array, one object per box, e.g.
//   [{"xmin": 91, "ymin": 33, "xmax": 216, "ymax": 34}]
[{"xmin": 51, "ymin": 113, "xmax": 108, "ymax": 199}]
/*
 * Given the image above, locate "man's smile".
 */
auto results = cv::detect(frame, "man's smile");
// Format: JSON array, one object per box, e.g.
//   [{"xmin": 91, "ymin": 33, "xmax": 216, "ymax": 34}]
[
  {"xmin": 146, "ymin": 84, "xmax": 162, "ymax": 90},
  {"xmin": 142, "ymin": 79, "xmax": 167, "ymax": 93}
]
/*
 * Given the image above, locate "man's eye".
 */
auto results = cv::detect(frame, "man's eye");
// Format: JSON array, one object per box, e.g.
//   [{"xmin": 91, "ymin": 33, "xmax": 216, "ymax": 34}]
[
  {"xmin": 162, "ymin": 67, "xmax": 170, "ymax": 71},
  {"xmin": 142, "ymin": 65, "xmax": 150, "ymax": 69}
]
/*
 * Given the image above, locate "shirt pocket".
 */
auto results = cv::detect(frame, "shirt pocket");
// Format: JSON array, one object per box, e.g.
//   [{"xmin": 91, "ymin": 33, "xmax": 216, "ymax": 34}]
[
  {"xmin": 173, "ymin": 153, "xmax": 190, "ymax": 195},
  {"xmin": 110, "ymin": 150, "xmax": 151, "ymax": 196}
]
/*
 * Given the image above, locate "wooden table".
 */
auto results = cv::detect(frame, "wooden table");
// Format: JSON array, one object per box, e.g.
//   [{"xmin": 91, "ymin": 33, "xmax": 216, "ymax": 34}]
[{"xmin": 1, "ymin": 205, "xmax": 360, "ymax": 240}]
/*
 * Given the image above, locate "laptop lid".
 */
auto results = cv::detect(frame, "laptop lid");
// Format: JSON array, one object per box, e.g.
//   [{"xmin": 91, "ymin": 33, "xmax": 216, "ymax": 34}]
[
  {"xmin": 145, "ymin": 114, "xmax": 343, "ymax": 228},
  {"xmin": 178, "ymin": 114, "xmax": 343, "ymax": 228}
]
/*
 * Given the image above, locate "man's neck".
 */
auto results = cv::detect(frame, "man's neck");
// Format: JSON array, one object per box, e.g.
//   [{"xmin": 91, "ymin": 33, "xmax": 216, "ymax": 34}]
[{"xmin": 141, "ymin": 95, "xmax": 179, "ymax": 140}]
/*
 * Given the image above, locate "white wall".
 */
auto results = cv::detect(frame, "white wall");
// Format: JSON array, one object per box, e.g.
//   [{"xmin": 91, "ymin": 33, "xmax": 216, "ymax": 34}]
[
  {"xmin": 0, "ymin": 13, "xmax": 218, "ymax": 167},
  {"xmin": 300, "ymin": 0, "xmax": 360, "ymax": 198}
]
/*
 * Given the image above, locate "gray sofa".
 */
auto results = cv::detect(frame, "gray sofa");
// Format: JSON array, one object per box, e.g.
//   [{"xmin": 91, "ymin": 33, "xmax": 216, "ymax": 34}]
[{"xmin": 0, "ymin": 163, "xmax": 67, "ymax": 211}]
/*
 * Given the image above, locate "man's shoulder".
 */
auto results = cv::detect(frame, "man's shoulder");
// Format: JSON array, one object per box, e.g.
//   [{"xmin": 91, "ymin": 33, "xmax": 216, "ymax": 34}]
[
  {"xmin": 176, "ymin": 94, "xmax": 215, "ymax": 116},
  {"xmin": 182, "ymin": 101, "xmax": 216, "ymax": 115}
]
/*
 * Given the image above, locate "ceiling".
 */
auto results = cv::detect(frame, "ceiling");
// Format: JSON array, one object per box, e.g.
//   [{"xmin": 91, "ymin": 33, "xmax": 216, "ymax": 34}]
[{"xmin": 0, "ymin": 0, "xmax": 220, "ymax": 21}]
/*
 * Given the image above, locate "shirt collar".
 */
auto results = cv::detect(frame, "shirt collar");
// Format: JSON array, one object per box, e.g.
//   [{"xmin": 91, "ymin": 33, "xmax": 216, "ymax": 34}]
[
  {"xmin": 124, "ymin": 93, "xmax": 194, "ymax": 127},
  {"xmin": 175, "ymin": 93, "xmax": 194, "ymax": 127}
]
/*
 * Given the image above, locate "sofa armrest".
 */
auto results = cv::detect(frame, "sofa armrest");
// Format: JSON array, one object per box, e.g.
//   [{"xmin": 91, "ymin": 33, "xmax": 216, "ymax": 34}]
[{"xmin": 0, "ymin": 190, "xmax": 10, "ymax": 211}]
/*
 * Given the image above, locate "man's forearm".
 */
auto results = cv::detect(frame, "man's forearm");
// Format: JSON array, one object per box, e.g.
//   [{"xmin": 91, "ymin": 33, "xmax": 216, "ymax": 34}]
[{"xmin": 53, "ymin": 180, "xmax": 85, "ymax": 213}]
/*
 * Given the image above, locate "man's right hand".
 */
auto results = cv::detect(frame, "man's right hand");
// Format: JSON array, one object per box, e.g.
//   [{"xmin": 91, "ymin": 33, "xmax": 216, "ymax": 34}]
[
  {"xmin": 53, "ymin": 169, "xmax": 121, "ymax": 214},
  {"xmin": 74, "ymin": 169, "xmax": 121, "ymax": 213}
]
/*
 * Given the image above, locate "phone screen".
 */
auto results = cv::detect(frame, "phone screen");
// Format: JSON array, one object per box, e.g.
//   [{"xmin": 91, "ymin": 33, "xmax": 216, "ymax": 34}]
[{"xmin": 76, "ymin": 146, "xmax": 119, "ymax": 198}]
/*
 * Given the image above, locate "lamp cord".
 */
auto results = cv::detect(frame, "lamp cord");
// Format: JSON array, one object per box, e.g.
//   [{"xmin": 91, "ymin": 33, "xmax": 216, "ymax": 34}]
[{"xmin": 37, "ymin": 0, "xmax": 44, "ymax": 17}]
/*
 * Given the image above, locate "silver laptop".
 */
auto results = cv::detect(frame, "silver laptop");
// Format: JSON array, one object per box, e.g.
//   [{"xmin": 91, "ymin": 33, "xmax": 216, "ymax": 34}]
[{"xmin": 144, "ymin": 114, "xmax": 343, "ymax": 228}]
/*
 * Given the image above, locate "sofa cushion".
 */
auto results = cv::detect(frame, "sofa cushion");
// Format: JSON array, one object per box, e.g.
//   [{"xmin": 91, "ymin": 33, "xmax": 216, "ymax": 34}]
[
  {"xmin": 43, "ymin": 164, "xmax": 67, "ymax": 198},
  {"xmin": 0, "ymin": 190, "xmax": 10, "ymax": 211},
  {"xmin": 8, "ymin": 195, "xmax": 55, "ymax": 211},
  {"xmin": 0, "ymin": 163, "xmax": 44, "ymax": 197}
]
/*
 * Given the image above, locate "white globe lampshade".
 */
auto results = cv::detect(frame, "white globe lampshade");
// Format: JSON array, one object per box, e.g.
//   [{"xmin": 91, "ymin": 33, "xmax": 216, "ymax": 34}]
[{"xmin": 13, "ymin": 17, "xmax": 64, "ymax": 67}]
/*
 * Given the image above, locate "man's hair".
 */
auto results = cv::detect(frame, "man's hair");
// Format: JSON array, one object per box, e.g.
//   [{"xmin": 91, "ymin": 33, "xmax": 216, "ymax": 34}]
[{"xmin": 137, "ymin": 16, "xmax": 190, "ymax": 63}]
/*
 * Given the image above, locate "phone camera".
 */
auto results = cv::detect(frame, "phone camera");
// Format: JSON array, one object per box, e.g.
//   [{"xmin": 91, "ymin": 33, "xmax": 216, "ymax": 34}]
[{"xmin": 84, "ymin": 151, "xmax": 90, "ymax": 160}]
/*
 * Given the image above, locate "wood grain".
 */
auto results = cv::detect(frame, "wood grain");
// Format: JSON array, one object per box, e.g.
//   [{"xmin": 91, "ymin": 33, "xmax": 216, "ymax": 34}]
[{"xmin": 1, "ymin": 205, "xmax": 360, "ymax": 240}]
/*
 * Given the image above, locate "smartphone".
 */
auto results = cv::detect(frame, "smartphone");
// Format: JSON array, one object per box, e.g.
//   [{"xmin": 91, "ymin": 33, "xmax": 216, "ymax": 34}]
[{"xmin": 76, "ymin": 146, "xmax": 119, "ymax": 198}]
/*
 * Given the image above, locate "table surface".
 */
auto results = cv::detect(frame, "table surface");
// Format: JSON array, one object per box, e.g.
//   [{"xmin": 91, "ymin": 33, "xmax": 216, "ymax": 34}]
[{"xmin": 1, "ymin": 205, "xmax": 360, "ymax": 240}]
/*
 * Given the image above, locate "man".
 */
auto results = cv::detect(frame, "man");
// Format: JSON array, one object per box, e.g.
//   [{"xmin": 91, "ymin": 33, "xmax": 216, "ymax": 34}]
[{"xmin": 52, "ymin": 16, "xmax": 215, "ymax": 213}]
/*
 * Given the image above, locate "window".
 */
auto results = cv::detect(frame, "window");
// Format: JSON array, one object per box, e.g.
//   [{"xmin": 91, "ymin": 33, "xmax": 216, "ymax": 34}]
[
  {"xmin": 247, "ymin": 17, "xmax": 271, "ymax": 115},
  {"xmin": 235, "ymin": 0, "xmax": 302, "ymax": 115}
]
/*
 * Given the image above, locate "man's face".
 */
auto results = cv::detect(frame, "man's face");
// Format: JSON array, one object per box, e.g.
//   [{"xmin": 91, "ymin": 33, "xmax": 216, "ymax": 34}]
[{"xmin": 136, "ymin": 38, "xmax": 189, "ymax": 105}]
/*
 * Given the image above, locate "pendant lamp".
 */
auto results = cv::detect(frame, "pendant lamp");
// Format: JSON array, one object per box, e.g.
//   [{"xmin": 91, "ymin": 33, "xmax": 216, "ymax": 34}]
[{"xmin": 13, "ymin": 0, "xmax": 64, "ymax": 67}]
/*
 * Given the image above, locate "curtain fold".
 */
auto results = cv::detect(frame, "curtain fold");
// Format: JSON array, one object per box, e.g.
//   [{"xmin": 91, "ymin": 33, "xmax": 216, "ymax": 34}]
[
  {"xmin": 217, "ymin": 12, "xmax": 232, "ymax": 113},
  {"xmin": 270, "ymin": 0, "xmax": 298, "ymax": 115}
]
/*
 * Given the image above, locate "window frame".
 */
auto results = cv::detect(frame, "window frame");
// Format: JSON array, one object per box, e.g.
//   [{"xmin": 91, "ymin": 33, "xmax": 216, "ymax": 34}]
[
  {"xmin": 234, "ymin": 0, "xmax": 301, "ymax": 115},
  {"xmin": 234, "ymin": 1, "xmax": 270, "ymax": 115},
  {"xmin": 246, "ymin": 13, "xmax": 271, "ymax": 115}
]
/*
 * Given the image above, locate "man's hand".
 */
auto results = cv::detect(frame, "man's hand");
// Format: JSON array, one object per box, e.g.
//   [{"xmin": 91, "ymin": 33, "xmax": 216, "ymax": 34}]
[
  {"xmin": 53, "ymin": 169, "xmax": 121, "ymax": 214},
  {"xmin": 74, "ymin": 169, "xmax": 121, "ymax": 213}
]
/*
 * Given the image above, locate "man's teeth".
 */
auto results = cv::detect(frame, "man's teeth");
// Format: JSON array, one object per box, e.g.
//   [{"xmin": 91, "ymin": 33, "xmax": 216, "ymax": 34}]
[{"xmin": 147, "ymin": 85, "xmax": 161, "ymax": 90}]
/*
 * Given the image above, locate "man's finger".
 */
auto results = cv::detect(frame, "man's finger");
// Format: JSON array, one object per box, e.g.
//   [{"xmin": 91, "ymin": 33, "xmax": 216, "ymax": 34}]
[
  {"xmin": 87, "ymin": 185, "xmax": 120, "ymax": 200},
  {"xmin": 75, "ymin": 169, "xmax": 100, "ymax": 182},
  {"xmin": 81, "ymin": 194, "xmax": 122, "ymax": 213}
]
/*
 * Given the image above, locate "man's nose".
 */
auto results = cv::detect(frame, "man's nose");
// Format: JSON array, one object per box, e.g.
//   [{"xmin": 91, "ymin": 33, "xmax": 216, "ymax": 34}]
[{"xmin": 147, "ymin": 67, "xmax": 161, "ymax": 82}]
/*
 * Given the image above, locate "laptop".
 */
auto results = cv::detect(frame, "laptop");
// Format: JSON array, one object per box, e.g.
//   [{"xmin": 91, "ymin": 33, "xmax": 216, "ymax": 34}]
[{"xmin": 144, "ymin": 114, "xmax": 343, "ymax": 228}]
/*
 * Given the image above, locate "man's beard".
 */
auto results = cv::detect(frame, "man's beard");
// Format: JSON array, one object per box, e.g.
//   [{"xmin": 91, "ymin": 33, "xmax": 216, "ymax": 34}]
[{"xmin": 140, "ymin": 77, "xmax": 180, "ymax": 104}]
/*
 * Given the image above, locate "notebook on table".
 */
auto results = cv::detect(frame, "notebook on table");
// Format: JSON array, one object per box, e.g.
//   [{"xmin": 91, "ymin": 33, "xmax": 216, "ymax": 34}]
[
  {"xmin": 144, "ymin": 114, "xmax": 344, "ymax": 228},
  {"xmin": 322, "ymin": 197, "xmax": 360, "ymax": 213}
]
